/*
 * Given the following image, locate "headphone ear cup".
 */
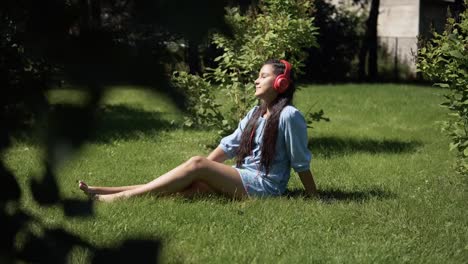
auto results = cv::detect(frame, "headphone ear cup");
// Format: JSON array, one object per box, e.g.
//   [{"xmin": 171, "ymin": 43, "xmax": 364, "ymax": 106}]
[{"xmin": 274, "ymin": 74, "xmax": 290, "ymax": 93}]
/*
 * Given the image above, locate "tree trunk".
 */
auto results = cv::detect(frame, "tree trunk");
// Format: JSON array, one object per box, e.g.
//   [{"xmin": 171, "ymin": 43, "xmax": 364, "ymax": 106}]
[
  {"xmin": 358, "ymin": 37, "xmax": 368, "ymax": 81},
  {"xmin": 367, "ymin": 0, "xmax": 380, "ymax": 81},
  {"xmin": 358, "ymin": 0, "xmax": 380, "ymax": 82}
]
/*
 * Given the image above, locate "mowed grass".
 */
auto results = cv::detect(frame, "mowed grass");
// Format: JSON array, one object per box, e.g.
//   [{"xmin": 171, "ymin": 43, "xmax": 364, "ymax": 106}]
[{"xmin": 4, "ymin": 84, "xmax": 468, "ymax": 263}]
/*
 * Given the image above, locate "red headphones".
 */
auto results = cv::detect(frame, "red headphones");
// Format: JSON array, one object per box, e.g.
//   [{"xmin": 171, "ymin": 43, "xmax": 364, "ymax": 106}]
[{"xmin": 273, "ymin": 60, "xmax": 292, "ymax": 94}]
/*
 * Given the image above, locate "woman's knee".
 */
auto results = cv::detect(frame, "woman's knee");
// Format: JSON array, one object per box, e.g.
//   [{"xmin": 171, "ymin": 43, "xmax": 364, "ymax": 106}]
[{"xmin": 186, "ymin": 156, "xmax": 208, "ymax": 175}]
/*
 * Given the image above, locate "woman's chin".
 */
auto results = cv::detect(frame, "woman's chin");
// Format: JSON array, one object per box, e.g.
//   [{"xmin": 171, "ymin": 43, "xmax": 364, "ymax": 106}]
[{"xmin": 255, "ymin": 91, "xmax": 264, "ymax": 99}]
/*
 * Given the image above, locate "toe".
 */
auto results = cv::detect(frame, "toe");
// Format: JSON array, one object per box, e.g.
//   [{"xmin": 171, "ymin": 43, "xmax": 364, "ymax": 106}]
[{"xmin": 78, "ymin": 181, "xmax": 88, "ymax": 191}]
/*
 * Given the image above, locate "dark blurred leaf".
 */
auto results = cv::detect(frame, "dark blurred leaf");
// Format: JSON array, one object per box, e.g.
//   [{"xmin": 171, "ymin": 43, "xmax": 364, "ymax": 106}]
[
  {"xmin": 30, "ymin": 165, "xmax": 60, "ymax": 205},
  {"xmin": 93, "ymin": 239, "xmax": 161, "ymax": 263},
  {"xmin": 46, "ymin": 227, "xmax": 90, "ymax": 252},
  {"xmin": 0, "ymin": 164, "xmax": 21, "ymax": 201},
  {"xmin": 2, "ymin": 0, "xmax": 249, "ymax": 262},
  {"xmin": 62, "ymin": 199, "xmax": 94, "ymax": 218},
  {"xmin": 17, "ymin": 233, "xmax": 48, "ymax": 263},
  {"xmin": 47, "ymin": 104, "xmax": 97, "ymax": 151},
  {"xmin": 18, "ymin": 228, "xmax": 88, "ymax": 264},
  {"xmin": 0, "ymin": 210, "xmax": 31, "ymax": 258},
  {"xmin": 0, "ymin": 128, "xmax": 10, "ymax": 150}
]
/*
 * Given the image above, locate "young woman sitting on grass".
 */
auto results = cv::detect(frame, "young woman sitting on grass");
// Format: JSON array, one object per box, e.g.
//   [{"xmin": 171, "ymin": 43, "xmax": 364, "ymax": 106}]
[{"xmin": 79, "ymin": 59, "xmax": 317, "ymax": 202}]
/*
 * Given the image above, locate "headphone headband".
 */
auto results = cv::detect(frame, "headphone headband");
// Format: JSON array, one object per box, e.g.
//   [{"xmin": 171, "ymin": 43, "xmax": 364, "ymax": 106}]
[{"xmin": 279, "ymin": 60, "xmax": 291, "ymax": 79}]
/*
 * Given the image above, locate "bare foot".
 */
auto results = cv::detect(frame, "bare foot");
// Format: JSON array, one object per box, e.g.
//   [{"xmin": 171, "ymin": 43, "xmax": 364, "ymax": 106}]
[
  {"xmin": 78, "ymin": 180, "xmax": 92, "ymax": 193},
  {"xmin": 78, "ymin": 180, "xmax": 99, "ymax": 200}
]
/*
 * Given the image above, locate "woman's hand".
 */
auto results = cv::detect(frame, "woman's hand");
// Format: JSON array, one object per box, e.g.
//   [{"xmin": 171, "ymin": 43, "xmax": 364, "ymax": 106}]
[{"xmin": 297, "ymin": 170, "xmax": 318, "ymax": 198}]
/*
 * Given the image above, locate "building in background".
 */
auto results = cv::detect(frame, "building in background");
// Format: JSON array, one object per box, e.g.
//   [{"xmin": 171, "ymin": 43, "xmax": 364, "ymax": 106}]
[{"xmin": 328, "ymin": 0, "xmax": 460, "ymax": 80}]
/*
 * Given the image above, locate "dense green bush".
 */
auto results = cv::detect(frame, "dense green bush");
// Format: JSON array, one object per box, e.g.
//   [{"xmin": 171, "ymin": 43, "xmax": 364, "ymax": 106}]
[
  {"xmin": 173, "ymin": 0, "xmax": 320, "ymax": 138},
  {"xmin": 171, "ymin": 71, "xmax": 224, "ymax": 130},
  {"xmin": 418, "ymin": 3, "xmax": 468, "ymax": 175}
]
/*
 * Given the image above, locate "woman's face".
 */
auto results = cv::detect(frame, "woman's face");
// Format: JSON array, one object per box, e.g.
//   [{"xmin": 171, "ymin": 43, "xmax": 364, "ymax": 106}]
[{"xmin": 254, "ymin": 64, "xmax": 278, "ymax": 102}]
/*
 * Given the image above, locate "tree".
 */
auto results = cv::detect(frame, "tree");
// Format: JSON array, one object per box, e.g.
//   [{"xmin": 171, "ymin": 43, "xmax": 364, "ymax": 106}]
[{"xmin": 358, "ymin": 0, "xmax": 380, "ymax": 81}]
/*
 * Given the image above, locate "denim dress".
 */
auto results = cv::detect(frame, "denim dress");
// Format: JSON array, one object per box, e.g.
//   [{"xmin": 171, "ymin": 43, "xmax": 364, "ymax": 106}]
[{"xmin": 219, "ymin": 105, "xmax": 312, "ymax": 197}]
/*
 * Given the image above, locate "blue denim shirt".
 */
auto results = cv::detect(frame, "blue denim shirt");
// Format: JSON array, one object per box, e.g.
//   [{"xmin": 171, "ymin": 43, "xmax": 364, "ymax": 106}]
[{"xmin": 219, "ymin": 105, "xmax": 312, "ymax": 194}]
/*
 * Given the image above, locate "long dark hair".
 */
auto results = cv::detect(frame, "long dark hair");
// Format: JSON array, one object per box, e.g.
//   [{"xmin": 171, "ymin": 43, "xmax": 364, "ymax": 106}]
[{"xmin": 235, "ymin": 59, "xmax": 296, "ymax": 176}]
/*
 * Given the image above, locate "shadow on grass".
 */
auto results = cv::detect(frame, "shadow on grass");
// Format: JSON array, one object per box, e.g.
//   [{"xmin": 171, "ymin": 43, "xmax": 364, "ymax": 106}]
[
  {"xmin": 11, "ymin": 104, "xmax": 178, "ymax": 144},
  {"xmin": 92, "ymin": 104, "xmax": 174, "ymax": 143},
  {"xmin": 284, "ymin": 187, "xmax": 396, "ymax": 203},
  {"xmin": 174, "ymin": 187, "xmax": 395, "ymax": 204},
  {"xmin": 309, "ymin": 136, "xmax": 422, "ymax": 157}
]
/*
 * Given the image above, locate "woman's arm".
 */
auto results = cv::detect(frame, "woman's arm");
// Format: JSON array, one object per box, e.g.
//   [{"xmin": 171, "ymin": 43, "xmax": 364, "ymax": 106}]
[
  {"xmin": 297, "ymin": 170, "xmax": 318, "ymax": 197},
  {"xmin": 207, "ymin": 146, "xmax": 229, "ymax": 163}
]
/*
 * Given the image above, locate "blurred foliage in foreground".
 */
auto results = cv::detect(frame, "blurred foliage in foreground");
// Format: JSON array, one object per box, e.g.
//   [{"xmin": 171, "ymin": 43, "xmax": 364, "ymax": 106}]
[{"xmin": 0, "ymin": 0, "xmax": 246, "ymax": 262}]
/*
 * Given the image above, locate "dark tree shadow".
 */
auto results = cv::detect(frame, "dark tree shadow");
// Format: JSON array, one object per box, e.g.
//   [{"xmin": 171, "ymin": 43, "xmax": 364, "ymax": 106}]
[
  {"xmin": 91, "ymin": 104, "xmax": 175, "ymax": 143},
  {"xmin": 284, "ymin": 187, "xmax": 396, "ymax": 203},
  {"xmin": 11, "ymin": 104, "xmax": 178, "ymax": 144},
  {"xmin": 309, "ymin": 136, "xmax": 422, "ymax": 157}
]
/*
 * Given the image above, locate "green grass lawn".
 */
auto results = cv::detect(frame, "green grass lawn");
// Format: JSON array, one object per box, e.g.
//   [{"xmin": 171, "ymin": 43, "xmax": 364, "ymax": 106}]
[{"xmin": 5, "ymin": 84, "xmax": 468, "ymax": 263}]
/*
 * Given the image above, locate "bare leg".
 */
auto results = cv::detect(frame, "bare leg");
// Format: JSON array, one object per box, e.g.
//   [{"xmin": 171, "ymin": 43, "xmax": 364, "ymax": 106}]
[
  {"xmin": 177, "ymin": 181, "xmax": 217, "ymax": 198},
  {"xmin": 96, "ymin": 156, "xmax": 247, "ymax": 202},
  {"xmin": 79, "ymin": 180, "xmax": 213, "ymax": 197},
  {"xmin": 79, "ymin": 181, "xmax": 144, "ymax": 195}
]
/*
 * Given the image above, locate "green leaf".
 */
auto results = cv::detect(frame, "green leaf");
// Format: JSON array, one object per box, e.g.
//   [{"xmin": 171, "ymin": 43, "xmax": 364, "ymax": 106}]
[
  {"xmin": 450, "ymin": 142, "xmax": 460, "ymax": 151},
  {"xmin": 463, "ymin": 147, "xmax": 468, "ymax": 156},
  {"xmin": 435, "ymin": 83, "xmax": 450, "ymax": 88}
]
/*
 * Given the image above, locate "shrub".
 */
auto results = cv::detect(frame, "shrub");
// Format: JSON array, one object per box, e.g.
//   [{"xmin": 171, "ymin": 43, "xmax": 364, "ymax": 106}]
[
  {"xmin": 417, "ymin": 2, "xmax": 468, "ymax": 175},
  {"xmin": 173, "ymin": 0, "xmax": 321, "ymax": 138},
  {"xmin": 171, "ymin": 71, "xmax": 224, "ymax": 130}
]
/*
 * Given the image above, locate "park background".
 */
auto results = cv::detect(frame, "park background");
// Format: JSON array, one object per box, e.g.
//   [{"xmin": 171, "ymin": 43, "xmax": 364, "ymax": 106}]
[{"xmin": 1, "ymin": 0, "xmax": 467, "ymax": 263}]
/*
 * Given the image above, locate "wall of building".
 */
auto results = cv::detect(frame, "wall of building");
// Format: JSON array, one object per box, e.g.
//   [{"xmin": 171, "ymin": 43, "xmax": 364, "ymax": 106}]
[
  {"xmin": 326, "ymin": 0, "xmax": 457, "ymax": 80},
  {"xmin": 326, "ymin": 0, "xmax": 420, "ymax": 78},
  {"xmin": 378, "ymin": 0, "xmax": 420, "ymax": 77}
]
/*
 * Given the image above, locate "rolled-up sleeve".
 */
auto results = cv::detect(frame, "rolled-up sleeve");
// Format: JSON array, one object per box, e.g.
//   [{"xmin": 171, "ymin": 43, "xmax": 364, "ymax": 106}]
[
  {"xmin": 219, "ymin": 106, "xmax": 258, "ymax": 159},
  {"xmin": 281, "ymin": 108, "xmax": 311, "ymax": 172}
]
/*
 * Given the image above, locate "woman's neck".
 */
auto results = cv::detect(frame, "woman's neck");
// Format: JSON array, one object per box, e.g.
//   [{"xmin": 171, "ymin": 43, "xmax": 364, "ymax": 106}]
[
  {"xmin": 261, "ymin": 104, "xmax": 274, "ymax": 118},
  {"xmin": 264, "ymin": 107, "xmax": 272, "ymax": 118},
  {"xmin": 261, "ymin": 97, "xmax": 283, "ymax": 118}
]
